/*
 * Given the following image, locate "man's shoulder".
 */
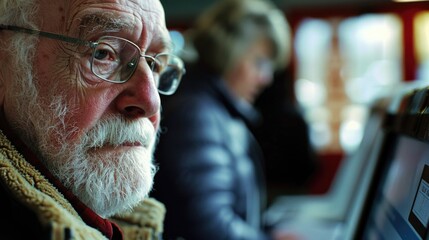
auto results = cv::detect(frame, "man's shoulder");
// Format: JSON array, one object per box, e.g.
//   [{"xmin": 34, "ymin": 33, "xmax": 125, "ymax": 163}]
[
  {"xmin": 0, "ymin": 132, "xmax": 108, "ymax": 240},
  {"xmin": 110, "ymin": 198, "xmax": 166, "ymax": 240}
]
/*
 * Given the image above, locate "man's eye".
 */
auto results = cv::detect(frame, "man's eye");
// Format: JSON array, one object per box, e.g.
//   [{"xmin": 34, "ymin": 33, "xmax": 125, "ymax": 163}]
[
  {"xmin": 127, "ymin": 58, "xmax": 138, "ymax": 70},
  {"xmin": 94, "ymin": 49, "xmax": 110, "ymax": 60},
  {"xmin": 93, "ymin": 43, "xmax": 118, "ymax": 62}
]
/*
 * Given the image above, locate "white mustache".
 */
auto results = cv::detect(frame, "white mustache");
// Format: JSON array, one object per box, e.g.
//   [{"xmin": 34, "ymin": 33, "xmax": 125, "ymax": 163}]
[{"xmin": 82, "ymin": 117, "xmax": 155, "ymax": 149}]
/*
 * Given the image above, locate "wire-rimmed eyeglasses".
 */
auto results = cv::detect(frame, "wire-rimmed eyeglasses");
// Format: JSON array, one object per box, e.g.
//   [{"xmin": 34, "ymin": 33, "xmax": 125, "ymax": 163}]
[{"xmin": 0, "ymin": 25, "xmax": 185, "ymax": 95}]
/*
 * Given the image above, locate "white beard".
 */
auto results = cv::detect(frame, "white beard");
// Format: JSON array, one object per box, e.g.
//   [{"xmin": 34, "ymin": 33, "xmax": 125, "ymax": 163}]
[
  {"xmin": 40, "ymin": 116, "xmax": 158, "ymax": 218},
  {"xmin": 8, "ymin": 55, "xmax": 157, "ymax": 218}
]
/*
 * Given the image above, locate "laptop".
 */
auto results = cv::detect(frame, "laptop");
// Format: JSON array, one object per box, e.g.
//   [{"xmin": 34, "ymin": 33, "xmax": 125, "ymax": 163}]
[
  {"xmin": 265, "ymin": 99, "xmax": 388, "ymax": 236},
  {"xmin": 265, "ymin": 98, "xmax": 390, "ymax": 240},
  {"xmin": 352, "ymin": 87, "xmax": 429, "ymax": 240},
  {"xmin": 266, "ymin": 83, "xmax": 429, "ymax": 240}
]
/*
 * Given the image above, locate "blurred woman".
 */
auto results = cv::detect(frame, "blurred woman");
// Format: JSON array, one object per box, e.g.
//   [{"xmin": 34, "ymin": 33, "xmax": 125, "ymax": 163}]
[{"xmin": 152, "ymin": 0, "xmax": 291, "ymax": 239}]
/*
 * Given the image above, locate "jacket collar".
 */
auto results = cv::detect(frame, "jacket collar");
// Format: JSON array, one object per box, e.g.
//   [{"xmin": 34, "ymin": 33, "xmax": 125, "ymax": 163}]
[
  {"xmin": 190, "ymin": 63, "xmax": 262, "ymax": 127},
  {"xmin": 0, "ymin": 112, "xmax": 123, "ymax": 240}
]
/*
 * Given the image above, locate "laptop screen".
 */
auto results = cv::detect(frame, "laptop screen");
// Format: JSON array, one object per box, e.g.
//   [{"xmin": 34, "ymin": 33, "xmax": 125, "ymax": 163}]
[{"xmin": 359, "ymin": 134, "xmax": 429, "ymax": 240}]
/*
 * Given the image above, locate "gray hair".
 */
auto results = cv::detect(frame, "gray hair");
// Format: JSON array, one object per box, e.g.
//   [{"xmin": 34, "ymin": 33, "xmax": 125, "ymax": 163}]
[
  {"xmin": 0, "ymin": 0, "xmax": 38, "ymax": 26},
  {"xmin": 0, "ymin": 0, "xmax": 39, "ymax": 72},
  {"xmin": 0, "ymin": 0, "xmax": 39, "ymax": 59},
  {"xmin": 189, "ymin": 0, "xmax": 291, "ymax": 75},
  {"xmin": 0, "ymin": 0, "xmax": 40, "ymax": 143},
  {"xmin": 0, "ymin": 0, "xmax": 39, "ymax": 75}
]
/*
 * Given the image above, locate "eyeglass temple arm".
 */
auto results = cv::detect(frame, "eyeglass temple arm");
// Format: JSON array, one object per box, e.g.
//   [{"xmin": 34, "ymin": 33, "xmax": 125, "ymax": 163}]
[{"xmin": 0, "ymin": 25, "xmax": 95, "ymax": 47}]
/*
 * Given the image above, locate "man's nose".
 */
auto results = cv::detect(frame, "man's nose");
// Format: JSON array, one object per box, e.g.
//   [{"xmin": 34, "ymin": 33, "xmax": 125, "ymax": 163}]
[{"xmin": 114, "ymin": 61, "xmax": 161, "ymax": 119}]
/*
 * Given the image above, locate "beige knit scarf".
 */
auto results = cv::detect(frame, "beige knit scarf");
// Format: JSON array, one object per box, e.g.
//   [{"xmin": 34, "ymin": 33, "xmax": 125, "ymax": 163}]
[{"xmin": 0, "ymin": 130, "xmax": 165, "ymax": 240}]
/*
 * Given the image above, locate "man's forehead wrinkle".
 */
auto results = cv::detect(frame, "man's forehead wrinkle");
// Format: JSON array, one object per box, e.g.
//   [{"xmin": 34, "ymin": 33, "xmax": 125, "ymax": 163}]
[
  {"xmin": 77, "ymin": 13, "xmax": 132, "ymax": 37},
  {"xmin": 138, "ymin": 6, "xmax": 171, "ymax": 51},
  {"xmin": 63, "ymin": 0, "xmax": 171, "ymax": 51}
]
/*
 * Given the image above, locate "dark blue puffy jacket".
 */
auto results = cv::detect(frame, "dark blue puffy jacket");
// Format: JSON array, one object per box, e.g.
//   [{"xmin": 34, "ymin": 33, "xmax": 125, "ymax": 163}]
[{"xmin": 152, "ymin": 64, "xmax": 269, "ymax": 240}]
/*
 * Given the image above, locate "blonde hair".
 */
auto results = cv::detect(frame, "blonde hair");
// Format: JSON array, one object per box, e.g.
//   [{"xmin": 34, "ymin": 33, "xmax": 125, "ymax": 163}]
[{"xmin": 189, "ymin": 0, "xmax": 291, "ymax": 75}]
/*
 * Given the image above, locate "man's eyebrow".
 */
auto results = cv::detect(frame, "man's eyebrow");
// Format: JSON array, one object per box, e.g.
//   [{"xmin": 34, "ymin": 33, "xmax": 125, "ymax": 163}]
[{"xmin": 78, "ymin": 13, "xmax": 131, "ymax": 38}]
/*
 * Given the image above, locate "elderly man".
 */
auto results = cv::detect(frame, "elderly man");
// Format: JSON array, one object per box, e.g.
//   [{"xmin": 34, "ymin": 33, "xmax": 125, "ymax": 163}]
[{"xmin": 0, "ymin": 0, "xmax": 184, "ymax": 239}]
